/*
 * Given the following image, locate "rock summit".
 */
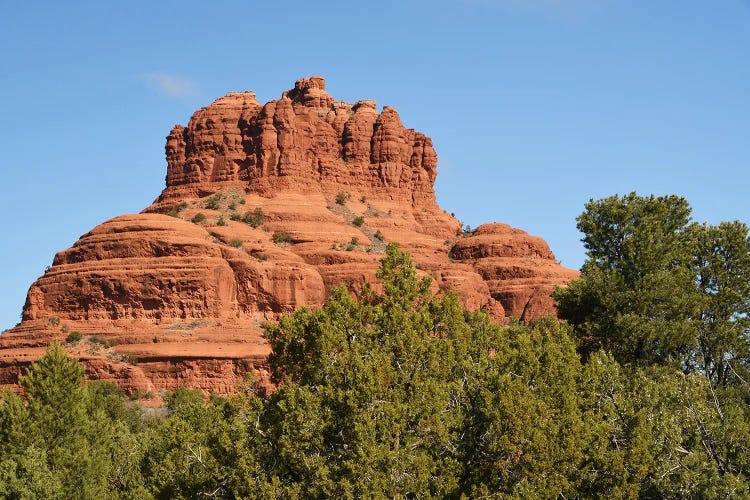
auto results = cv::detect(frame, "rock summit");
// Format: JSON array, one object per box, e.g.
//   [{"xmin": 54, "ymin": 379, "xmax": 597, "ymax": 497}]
[{"xmin": 0, "ymin": 77, "xmax": 577, "ymax": 398}]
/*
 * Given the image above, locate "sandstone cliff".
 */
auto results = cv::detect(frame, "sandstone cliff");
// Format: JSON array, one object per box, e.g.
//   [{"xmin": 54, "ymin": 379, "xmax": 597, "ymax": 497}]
[{"xmin": 0, "ymin": 77, "xmax": 577, "ymax": 400}]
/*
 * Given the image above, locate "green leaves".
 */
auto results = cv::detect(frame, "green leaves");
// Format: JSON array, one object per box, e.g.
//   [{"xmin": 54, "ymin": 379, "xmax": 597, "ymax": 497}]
[
  {"xmin": 690, "ymin": 221, "xmax": 750, "ymax": 385},
  {"xmin": 260, "ymin": 244, "xmax": 467, "ymax": 497},
  {"xmin": 0, "ymin": 344, "xmax": 152, "ymax": 497},
  {"xmin": 556, "ymin": 193, "xmax": 750, "ymax": 380},
  {"xmin": 459, "ymin": 319, "xmax": 586, "ymax": 498},
  {"xmin": 577, "ymin": 193, "xmax": 692, "ymax": 278},
  {"xmin": 260, "ymin": 245, "xmax": 602, "ymax": 497},
  {"xmin": 20, "ymin": 343, "xmax": 86, "ymax": 447},
  {"xmin": 552, "ymin": 193, "xmax": 750, "ymax": 495},
  {"xmin": 2, "ymin": 236, "xmax": 748, "ymax": 497}
]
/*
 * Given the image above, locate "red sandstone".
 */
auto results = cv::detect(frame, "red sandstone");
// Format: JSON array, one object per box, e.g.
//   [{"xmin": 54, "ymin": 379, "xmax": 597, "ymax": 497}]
[{"xmin": 0, "ymin": 77, "xmax": 577, "ymax": 401}]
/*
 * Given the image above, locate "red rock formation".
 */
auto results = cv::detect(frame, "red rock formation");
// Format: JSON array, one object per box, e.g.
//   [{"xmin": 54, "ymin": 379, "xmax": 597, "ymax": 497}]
[
  {"xmin": 0, "ymin": 77, "xmax": 577, "ymax": 401},
  {"xmin": 450, "ymin": 224, "xmax": 579, "ymax": 320},
  {"xmin": 151, "ymin": 77, "xmax": 450, "ymax": 233}
]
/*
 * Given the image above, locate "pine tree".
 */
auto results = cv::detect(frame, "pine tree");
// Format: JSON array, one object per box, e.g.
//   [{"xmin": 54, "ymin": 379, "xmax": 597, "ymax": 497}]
[{"xmin": 555, "ymin": 193, "xmax": 750, "ymax": 386}]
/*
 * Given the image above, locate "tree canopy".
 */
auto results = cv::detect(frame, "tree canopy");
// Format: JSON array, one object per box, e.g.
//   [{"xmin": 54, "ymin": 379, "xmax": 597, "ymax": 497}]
[
  {"xmin": 554, "ymin": 192, "xmax": 750, "ymax": 387},
  {"xmin": 0, "ymin": 232, "xmax": 748, "ymax": 498}
]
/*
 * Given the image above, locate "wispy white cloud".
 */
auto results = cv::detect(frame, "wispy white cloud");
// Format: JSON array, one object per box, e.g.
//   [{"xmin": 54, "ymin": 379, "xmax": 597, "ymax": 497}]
[{"xmin": 140, "ymin": 72, "xmax": 198, "ymax": 97}]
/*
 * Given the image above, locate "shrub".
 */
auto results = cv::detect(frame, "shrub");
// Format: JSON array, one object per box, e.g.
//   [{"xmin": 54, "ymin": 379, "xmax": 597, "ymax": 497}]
[
  {"xmin": 242, "ymin": 208, "xmax": 264, "ymax": 228},
  {"xmin": 335, "ymin": 191, "xmax": 351, "ymax": 205},
  {"xmin": 230, "ymin": 238, "xmax": 243, "ymax": 248},
  {"xmin": 89, "ymin": 336, "xmax": 120, "ymax": 348},
  {"xmin": 232, "ymin": 208, "xmax": 263, "ymax": 227},
  {"xmin": 350, "ymin": 236, "xmax": 360, "ymax": 246},
  {"xmin": 204, "ymin": 193, "xmax": 223, "ymax": 210},
  {"xmin": 360, "ymin": 195, "xmax": 367, "ymax": 203},
  {"xmin": 191, "ymin": 213, "xmax": 207, "ymax": 224},
  {"xmin": 169, "ymin": 201, "xmax": 189, "ymax": 217},
  {"xmin": 65, "ymin": 331, "xmax": 82, "ymax": 343},
  {"xmin": 121, "ymin": 353, "xmax": 139, "ymax": 365},
  {"xmin": 272, "ymin": 232, "xmax": 293, "ymax": 245},
  {"xmin": 374, "ymin": 230, "xmax": 384, "ymax": 241},
  {"xmin": 353, "ymin": 216, "xmax": 365, "ymax": 227},
  {"xmin": 216, "ymin": 215, "xmax": 227, "ymax": 226}
]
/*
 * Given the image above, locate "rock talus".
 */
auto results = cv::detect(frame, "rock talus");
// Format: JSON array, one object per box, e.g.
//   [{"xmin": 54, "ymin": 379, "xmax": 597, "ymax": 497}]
[{"xmin": 0, "ymin": 77, "xmax": 577, "ymax": 401}]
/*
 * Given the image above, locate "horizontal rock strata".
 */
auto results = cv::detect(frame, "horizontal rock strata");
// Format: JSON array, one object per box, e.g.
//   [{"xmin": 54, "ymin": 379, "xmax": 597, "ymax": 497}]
[{"xmin": 0, "ymin": 76, "xmax": 577, "ymax": 400}]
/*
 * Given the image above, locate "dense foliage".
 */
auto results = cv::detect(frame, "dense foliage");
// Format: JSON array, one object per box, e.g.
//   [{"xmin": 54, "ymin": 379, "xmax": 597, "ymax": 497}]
[
  {"xmin": 1, "ymin": 198, "xmax": 749, "ymax": 497},
  {"xmin": 554, "ymin": 193, "xmax": 750, "ymax": 385}
]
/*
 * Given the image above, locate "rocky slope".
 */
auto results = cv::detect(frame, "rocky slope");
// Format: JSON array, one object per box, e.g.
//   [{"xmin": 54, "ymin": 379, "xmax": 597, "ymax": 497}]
[{"xmin": 0, "ymin": 77, "xmax": 577, "ymax": 400}]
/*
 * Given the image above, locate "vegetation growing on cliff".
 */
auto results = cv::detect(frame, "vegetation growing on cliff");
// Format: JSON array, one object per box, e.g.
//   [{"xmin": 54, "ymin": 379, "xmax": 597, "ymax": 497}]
[{"xmin": 1, "ymin": 196, "xmax": 749, "ymax": 498}]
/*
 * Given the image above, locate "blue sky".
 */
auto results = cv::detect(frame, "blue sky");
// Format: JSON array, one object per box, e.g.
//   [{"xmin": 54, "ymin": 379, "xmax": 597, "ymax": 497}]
[{"xmin": 1, "ymin": 1, "xmax": 748, "ymax": 331}]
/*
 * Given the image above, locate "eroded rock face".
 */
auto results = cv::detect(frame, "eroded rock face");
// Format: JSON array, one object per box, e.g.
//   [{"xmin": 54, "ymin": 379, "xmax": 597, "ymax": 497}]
[
  {"xmin": 450, "ymin": 224, "xmax": 579, "ymax": 320},
  {"xmin": 22, "ymin": 214, "xmax": 326, "ymax": 323},
  {"xmin": 0, "ymin": 77, "xmax": 577, "ymax": 400},
  {"xmin": 152, "ymin": 77, "xmax": 450, "ymax": 233}
]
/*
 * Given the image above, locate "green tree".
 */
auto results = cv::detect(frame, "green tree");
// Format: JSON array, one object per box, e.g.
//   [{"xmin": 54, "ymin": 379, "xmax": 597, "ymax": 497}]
[
  {"xmin": 688, "ymin": 221, "xmax": 750, "ymax": 386},
  {"xmin": 15, "ymin": 343, "xmax": 112, "ymax": 497},
  {"xmin": 20, "ymin": 343, "xmax": 87, "ymax": 446},
  {"xmin": 555, "ymin": 193, "xmax": 750, "ymax": 385},
  {"xmin": 142, "ymin": 388, "xmax": 265, "ymax": 499},
  {"xmin": 262, "ymin": 244, "xmax": 464, "ymax": 497},
  {"xmin": 552, "ymin": 192, "xmax": 750, "ymax": 495},
  {"xmin": 0, "ymin": 344, "xmax": 152, "ymax": 498},
  {"xmin": 459, "ymin": 318, "xmax": 588, "ymax": 498},
  {"xmin": 261, "ymin": 243, "xmax": 592, "ymax": 498},
  {"xmin": 1, "ymin": 238, "xmax": 747, "ymax": 497},
  {"xmin": 554, "ymin": 193, "xmax": 699, "ymax": 365},
  {"xmin": 576, "ymin": 353, "xmax": 750, "ymax": 497}
]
